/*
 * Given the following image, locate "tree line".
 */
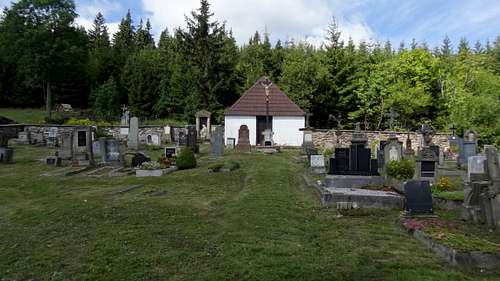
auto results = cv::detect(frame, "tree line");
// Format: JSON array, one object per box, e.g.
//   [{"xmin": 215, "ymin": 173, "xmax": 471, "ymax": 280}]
[{"xmin": 0, "ymin": 0, "xmax": 499, "ymax": 145}]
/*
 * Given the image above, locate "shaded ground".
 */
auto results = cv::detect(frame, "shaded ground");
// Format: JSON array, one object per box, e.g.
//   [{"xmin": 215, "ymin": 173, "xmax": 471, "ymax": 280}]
[{"xmin": 0, "ymin": 145, "xmax": 498, "ymax": 281}]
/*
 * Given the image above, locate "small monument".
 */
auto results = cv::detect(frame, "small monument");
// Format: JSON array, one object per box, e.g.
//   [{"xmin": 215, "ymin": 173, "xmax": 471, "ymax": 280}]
[
  {"xmin": 310, "ymin": 154, "xmax": 326, "ymax": 174},
  {"xmin": 72, "ymin": 127, "xmax": 94, "ymax": 166},
  {"xmin": 416, "ymin": 124, "xmax": 438, "ymax": 181},
  {"xmin": 404, "ymin": 180, "xmax": 433, "ymax": 215},
  {"xmin": 99, "ymin": 137, "xmax": 124, "ymax": 166},
  {"xmin": 236, "ymin": 125, "xmax": 251, "ymax": 153},
  {"xmin": 127, "ymin": 117, "xmax": 139, "ymax": 150},
  {"xmin": 458, "ymin": 129, "xmax": 478, "ymax": 167},
  {"xmin": 195, "ymin": 110, "xmax": 211, "ymax": 141},
  {"xmin": 404, "ymin": 131, "xmax": 415, "ymax": 159},
  {"xmin": 0, "ymin": 146, "xmax": 14, "ymax": 164},
  {"xmin": 463, "ymin": 145, "xmax": 500, "ymax": 231},
  {"xmin": 211, "ymin": 125, "xmax": 224, "ymax": 157},
  {"xmin": 186, "ymin": 125, "xmax": 199, "ymax": 153}
]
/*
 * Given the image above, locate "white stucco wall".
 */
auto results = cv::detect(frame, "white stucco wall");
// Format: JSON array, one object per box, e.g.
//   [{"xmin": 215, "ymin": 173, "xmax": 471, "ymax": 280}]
[
  {"xmin": 273, "ymin": 116, "xmax": 305, "ymax": 147},
  {"xmin": 224, "ymin": 115, "xmax": 304, "ymax": 147},
  {"xmin": 224, "ymin": 116, "xmax": 257, "ymax": 146}
]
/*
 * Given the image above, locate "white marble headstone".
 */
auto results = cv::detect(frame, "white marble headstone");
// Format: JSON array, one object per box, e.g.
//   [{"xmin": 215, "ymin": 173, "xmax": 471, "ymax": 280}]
[{"xmin": 310, "ymin": 155, "xmax": 325, "ymax": 168}]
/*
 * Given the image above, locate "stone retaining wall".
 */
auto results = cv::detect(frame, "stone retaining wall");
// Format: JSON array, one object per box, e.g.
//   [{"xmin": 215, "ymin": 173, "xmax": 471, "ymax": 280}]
[{"xmin": 312, "ymin": 129, "xmax": 452, "ymax": 152}]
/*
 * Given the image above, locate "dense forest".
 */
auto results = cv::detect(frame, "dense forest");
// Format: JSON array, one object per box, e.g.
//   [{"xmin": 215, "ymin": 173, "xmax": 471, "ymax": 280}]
[{"xmin": 0, "ymin": 0, "xmax": 499, "ymax": 144}]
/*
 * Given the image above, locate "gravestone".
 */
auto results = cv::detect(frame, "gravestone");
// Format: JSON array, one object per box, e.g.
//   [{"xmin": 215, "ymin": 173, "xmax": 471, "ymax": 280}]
[
  {"xmin": 17, "ymin": 130, "xmax": 30, "ymax": 145},
  {"xmin": 99, "ymin": 138, "xmax": 124, "ymax": 166},
  {"xmin": 310, "ymin": 155, "xmax": 326, "ymax": 174},
  {"xmin": 186, "ymin": 125, "xmax": 199, "ymax": 153},
  {"xmin": 459, "ymin": 130, "xmax": 478, "ymax": 167},
  {"xmin": 165, "ymin": 147, "xmax": 177, "ymax": 158},
  {"xmin": 72, "ymin": 127, "xmax": 94, "ymax": 166},
  {"xmin": 384, "ymin": 136, "xmax": 402, "ymax": 165},
  {"xmin": 120, "ymin": 106, "xmax": 130, "ymax": 127},
  {"xmin": 262, "ymin": 129, "xmax": 274, "ymax": 147},
  {"xmin": 211, "ymin": 126, "xmax": 224, "ymax": 157},
  {"xmin": 58, "ymin": 131, "xmax": 73, "ymax": 160},
  {"xmin": 46, "ymin": 156, "xmax": 61, "ymax": 166},
  {"xmin": 47, "ymin": 127, "xmax": 59, "ymax": 147},
  {"xmin": 416, "ymin": 124, "xmax": 438, "ymax": 180},
  {"xmin": 195, "ymin": 110, "xmax": 211, "ymax": 140},
  {"xmin": 127, "ymin": 117, "xmax": 139, "ymax": 150},
  {"xmin": 145, "ymin": 134, "xmax": 161, "ymax": 146},
  {"xmin": 468, "ymin": 155, "xmax": 487, "ymax": 182},
  {"xmin": 0, "ymin": 147, "xmax": 14, "ymax": 164},
  {"xmin": 448, "ymin": 135, "xmax": 460, "ymax": 160},
  {"xmin": 302, "ymin": 129, "xmax": 314, "ymax": 155},
  {"xmin": 177, "ymin": 131, "xmax": 187, "ymax": 147},
  {"xmin": 236, "ymin": 125, "xmax": 251, "ymax": 153},
  {"xmin": 404, "ymin": 133, "xmax": 415, "ymax": 159},
  {"xmin": 404, "ymin": 180, "xmax": 433, "ymax": 215},
  {"xmin": 330, "ymin": 148, "xmax": 350, "ymax": 174},
  {"xmin": 226, "ymin": 138, "xmax": 236, "ymax": 150}
]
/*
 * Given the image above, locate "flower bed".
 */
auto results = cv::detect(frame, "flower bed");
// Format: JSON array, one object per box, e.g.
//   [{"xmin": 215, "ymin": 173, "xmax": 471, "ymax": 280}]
[{"xmin": 400, "ymin": 216, "xmax": 500, "ymax": 270}]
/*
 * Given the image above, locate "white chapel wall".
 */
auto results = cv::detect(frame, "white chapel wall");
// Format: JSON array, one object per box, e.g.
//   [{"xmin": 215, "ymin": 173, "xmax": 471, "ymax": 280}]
[
  {"xmin": 273, "ymin": 116, "xmax": 305, "ymax": 147},
  {"xmin": 224, "ymin": 116, "xmax": 257, "ymax": 146}
]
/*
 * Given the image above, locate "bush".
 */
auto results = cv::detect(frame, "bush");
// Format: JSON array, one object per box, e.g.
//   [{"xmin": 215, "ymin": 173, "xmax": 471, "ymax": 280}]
[
  {"xmin": 65, "ymin": 117, "xmax": 93, "ymax": 126},
  {"xmin": 225, "ymin": 159, "xmax": 241, "ymax": 171},
  {"xmin": 386, "ymin": 160, "xmax": 414, "ymax": 180},
  {"xmin": 322, "ymin": 147, "xmax": 335, "ymax": 157},
  {"xmin": 176, "ymin": 147, "xmax": 197, "ymax": 170},
  {"xmin": 44, "ymin": 115, "xmax": 65, "ymax": 125},
  {"xmin": 433, "ymin": 177, "xmax": 453, "ymax": 193}
]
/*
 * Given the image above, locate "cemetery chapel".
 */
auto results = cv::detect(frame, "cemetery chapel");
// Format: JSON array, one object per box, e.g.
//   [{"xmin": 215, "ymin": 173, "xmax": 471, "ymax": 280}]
[{"xmin": 224, "ymin": 76, "xmax": 306, "ymax": 147}]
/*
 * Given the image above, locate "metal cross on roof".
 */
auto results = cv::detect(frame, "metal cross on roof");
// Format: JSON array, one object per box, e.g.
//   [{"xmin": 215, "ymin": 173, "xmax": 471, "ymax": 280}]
[{"xmin": 385, "ymin": 107, "xmax": 399, "ymax": 131}]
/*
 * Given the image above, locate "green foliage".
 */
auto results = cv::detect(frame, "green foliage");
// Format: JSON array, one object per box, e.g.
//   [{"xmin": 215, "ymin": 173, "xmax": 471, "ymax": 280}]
[
  {"xmin": 432, "ymin": 177, "xmax": 454, "ymax": 193},
  {"xmin": 65, "ymin": 118, "xmax": 93, "ymax": 126},
  {"xmin": 208, "ymin": 162, "xmax": 224, "ymax": 172},
  {"xmin": 176, "ymin": 147, "xmax": 197, "ymax": 170},
  {"xmin": 386, "ymin": 160, "xmax": 415, "ymax": 180},
  {"xmin": 90, "ymin": 77, "xmax": 120, "ymax": 120},
  {"xmin": 44, "ymin": 115, "xmax": 65, "ymax": 125},
  {"xmin": 225, "ymin": 159, "xmax": 241, "ymax": 171}
]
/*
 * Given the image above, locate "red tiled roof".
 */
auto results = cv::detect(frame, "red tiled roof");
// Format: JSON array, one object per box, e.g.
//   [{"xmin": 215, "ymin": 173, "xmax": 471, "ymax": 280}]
[{"xmin": 225, "ymin": 76, "xmax": 306, "ymax": 116}]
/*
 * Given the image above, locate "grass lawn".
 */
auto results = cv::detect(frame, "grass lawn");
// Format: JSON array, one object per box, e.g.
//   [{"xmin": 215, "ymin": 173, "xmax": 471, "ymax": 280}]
[
  {"xmin": 0, "ymin": 108, "xmax": 47, "ymax": 124},
  {"xmin": 0, "ymin": 145, "xmax": 498, "ymax": 281}
]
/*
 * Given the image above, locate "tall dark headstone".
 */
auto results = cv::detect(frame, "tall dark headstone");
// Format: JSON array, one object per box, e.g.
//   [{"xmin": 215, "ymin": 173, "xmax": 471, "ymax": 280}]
[
  {"xmin": 186, "ymin": 125, "xmax": 199, "ymax": 153},
  {"xmin": 404, "ymin": 180, "xmax": 433, "ymax": 215}
]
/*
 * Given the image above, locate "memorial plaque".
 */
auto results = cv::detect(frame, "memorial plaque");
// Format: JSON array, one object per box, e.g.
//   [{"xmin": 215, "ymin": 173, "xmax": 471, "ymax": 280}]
[
  {"xmin": 165, "ymin": 147, "xmax": 177, "ymax": 159},
  {"xmin": 404, "ymin": 180, "xmax": 433, "ymax": 215}
]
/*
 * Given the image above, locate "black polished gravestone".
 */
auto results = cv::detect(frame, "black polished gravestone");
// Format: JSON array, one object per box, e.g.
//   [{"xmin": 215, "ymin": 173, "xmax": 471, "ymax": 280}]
[
  {"xmin": 421, "ymin": 161, "xmax": 436, "ymax": 178},
  {"xmin": 404, "ymin": 180, "xmax": 433, "ymax": 215},
  {"xmin": 329, "ymin": 148, "xmax": 349, "ymax": 174}
]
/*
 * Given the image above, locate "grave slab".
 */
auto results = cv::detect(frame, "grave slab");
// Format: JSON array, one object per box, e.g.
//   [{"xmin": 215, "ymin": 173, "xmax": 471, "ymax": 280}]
[{"xmin": 323, "ymin": 187, "xmax": 404, "ymax": 209}]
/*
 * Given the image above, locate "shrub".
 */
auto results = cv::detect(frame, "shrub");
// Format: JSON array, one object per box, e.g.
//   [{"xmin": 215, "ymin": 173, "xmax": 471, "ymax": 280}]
[
  {"xmin": 176, "ymin": 147, "xmax": 197, "ymax": 170},
  {"xmin": 322, "ymin": 147, "xmax": 335, "ymax": 157},
  {"xmin": 44, "ymin": 115, "xmax": 65, "ymax": 125},
  {"xmin": 386, "ymin": 160, "xmax": 415, "ymax": 180},
  {"xmin": 94, "ymin": 127, "xmax": 110, "ymax": 138},
  {"xmin": 65, "ymin": 117, "xmax": 93, "ymax": 126},
  {"xmin": 433, "ymin": 177, "xmax": 453, "ymax": 193}
]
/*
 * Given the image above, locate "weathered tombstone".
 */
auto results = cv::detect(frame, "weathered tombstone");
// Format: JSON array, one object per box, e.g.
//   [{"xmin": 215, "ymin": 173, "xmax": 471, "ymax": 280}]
[
  {"xmin": 195, "ymin": 110, "xmax": 211, "ymax": 140},
  {"xmin": 226, "ymin": 138, "xmax": 236, "ymax": 150},
  {"xmin": 145, "ymin": 134, "xmax": 161, "ymax": 146},
  {"xmin": 329, "ymin": 148, "xmax": 349, "ymax": 174},
  {"xmin": 468, "ymin": 155, "xmax": 487, "ymax": 183},
  {"xmin": 236, "ymin": 125, "xmax": 251, "ymax": 153},
  {"xmin": 384, "ymin": 136, "xmax": 402, "ymax": 165},
  {"xmin": 47, "ymin": 127, "xmax": 59, "ymax": 147},
  {"xmin": 302, "ymin": 129, "xmax": 314, "ymax": 155},
  {"xmin": 58, "ymin": 131, "xmax": 73, "ymax": 160},
  {"xmin": 404, "ymin": 180, "xmax": 433, "ymax": 215},
  {"xmin": 186, "ymin": 125, "xmax": 199, "ymax": 153},
  {"xmin": 483, "ymin": 146, "xmax": 500, "ymax": 230},
  {"xmin": 416, "ymin": 124, "xmax": 438, "ymax": 180},
  {"xmin": 72, "ymin": 127, "xmax": 94, "ymax": 166},
  {"xmin": 127, "ymin": 117, "xmax": 139, "ymax": 150},
  {"xmin": 459, "ymin": 129, "xmax": 478, "ymax": 167},
  {"xmin": 404, "ymin": 133, "xmax": 415, "ymax": 159},
  {"xmin": 310, "ymin": 155, "xmax": 326, "ymax": 174},
  {"xmin": 99, "ymin": 138, "xmax": 124, "ymax": 166},
  {"xmin": 262, "ymin": 129, "xmax": 274, "ymax": 147},
  {"xmin": 17, "ymin": 130, "xmax": 30, "ymax": 145},
  {"xmin": 120, "ymin": 106, "xmax": 130, "ymax": 127},
  {"xmin": 0, "ymin": 147, "xmax": 14, "ymax": 164},
  {"xmin": 164, "ymin": 125, "xmax": 172, "ymax": 143},
  {"xmin": 177, "ymin": 130, "xmax": 187, "ymax": 147},
  {"xmin": 211, "ymin": 125, "xmax": 224, "ymax": 157}
]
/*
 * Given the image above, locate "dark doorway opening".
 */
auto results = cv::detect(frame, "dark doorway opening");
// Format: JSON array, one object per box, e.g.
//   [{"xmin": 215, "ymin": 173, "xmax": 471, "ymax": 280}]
[{"xmin": 256, "ymin": 116, "xmax": 272, "ymax": 145}]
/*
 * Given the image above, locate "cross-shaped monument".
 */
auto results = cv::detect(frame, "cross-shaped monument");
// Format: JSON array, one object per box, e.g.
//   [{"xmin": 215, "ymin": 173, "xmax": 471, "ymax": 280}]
[{"xmin": 385, "ymin": 107, "xmax": 399, "ymax": 132}]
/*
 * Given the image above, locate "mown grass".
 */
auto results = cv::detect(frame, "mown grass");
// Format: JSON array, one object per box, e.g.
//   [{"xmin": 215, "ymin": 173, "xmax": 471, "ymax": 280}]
[{"xmin": 0, "ymin": 145, "xmax": 498, "ymax": 280}]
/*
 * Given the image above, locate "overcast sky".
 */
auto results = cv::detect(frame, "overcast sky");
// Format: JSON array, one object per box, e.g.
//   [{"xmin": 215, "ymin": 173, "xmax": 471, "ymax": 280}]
[{"xmin": 2, "ymin": 0, "xmax": 500, "ymax": 48}]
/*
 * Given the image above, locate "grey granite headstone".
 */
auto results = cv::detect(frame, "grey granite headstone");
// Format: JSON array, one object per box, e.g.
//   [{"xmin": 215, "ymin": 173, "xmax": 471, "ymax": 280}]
[
  {"xmin": 47, "ymin": 127, "xmax": 58, "ymax": 147},
  {"xmin": 99, "ymin": 138, "xmax": 123, "ymax": 166},
  {"xmin": 211, "ymin": 126, "xmax": 224, "ymax": 157},
  {"xmin": 58, "ymin": 132, "xmax": 73, "ymax": 160},
  {"xmin": 187, "ymin": 125, "xmax": 198, "ymax": 153},
  {"xmin": 384, "ymin": 138, "xmax": 402, "ymax": 165},
  {"xmin": 0, "ymin": 147, "xmax": 14, "ymax": 164},
  {"xmin": 128, "ymin": 117, "xmax": 139, "ymax": 150},
  {"xmin": 468, "ymin": 156, "xmax": 487, "ymax": 182}
]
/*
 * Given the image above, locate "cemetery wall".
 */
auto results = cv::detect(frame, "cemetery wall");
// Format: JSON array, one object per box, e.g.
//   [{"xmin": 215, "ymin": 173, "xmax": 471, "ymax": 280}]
[{"xmin": 312, "ymin": 130, "xmax": 451, "ymax": 152}]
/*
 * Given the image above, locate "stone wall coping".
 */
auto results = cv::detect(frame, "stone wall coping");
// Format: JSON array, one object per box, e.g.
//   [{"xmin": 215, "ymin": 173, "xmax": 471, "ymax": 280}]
[
  {"xmin": 0, "ymin": 124, "xmax": 191, "ymax": 129},
  {"xmin": 311, "ymin": 128, "xmax": 452, "ymax": 136}
]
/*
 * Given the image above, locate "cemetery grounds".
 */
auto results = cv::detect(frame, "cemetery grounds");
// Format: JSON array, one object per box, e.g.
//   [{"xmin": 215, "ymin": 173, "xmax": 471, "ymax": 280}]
[{"xmin": 1, "ymin": 144, "xmax": 499, "ymax": 281}]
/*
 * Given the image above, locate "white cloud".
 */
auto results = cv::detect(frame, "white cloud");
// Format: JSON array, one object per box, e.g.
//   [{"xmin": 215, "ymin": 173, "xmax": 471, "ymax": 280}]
[
  {"xmin": 75, "ymin": 0, "xmax": 122, "ymax": 36},
  {"xmin": 141, "ymin": 0, "xmax": 375, "ymax": 46}
]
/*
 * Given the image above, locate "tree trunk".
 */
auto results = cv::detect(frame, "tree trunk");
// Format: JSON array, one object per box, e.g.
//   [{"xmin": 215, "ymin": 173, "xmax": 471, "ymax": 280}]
[{"xmin": 46, "ymin": 80, "xmax": 52, "ymax": 119}]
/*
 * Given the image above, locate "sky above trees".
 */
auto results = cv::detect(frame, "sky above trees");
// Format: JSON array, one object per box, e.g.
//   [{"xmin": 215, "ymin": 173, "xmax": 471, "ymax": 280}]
[{"xmin": 1, "ymin": 0, "xmax": 499, "ymax": 47}]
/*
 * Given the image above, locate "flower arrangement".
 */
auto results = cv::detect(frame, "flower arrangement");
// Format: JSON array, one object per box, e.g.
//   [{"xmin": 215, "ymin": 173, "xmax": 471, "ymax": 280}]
[{"xmin": 139, "ymin": 161, "xmax": 162, "ymax": 170}]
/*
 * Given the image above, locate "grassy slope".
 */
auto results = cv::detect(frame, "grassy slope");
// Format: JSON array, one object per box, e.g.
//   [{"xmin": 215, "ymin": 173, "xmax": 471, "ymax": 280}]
[
  {"xmin": 0, "ymin": 145, "xmax": 497, "ymax": 281},
  {"xmin": 0, "ymin": 108, "xmax": 46, "ymax": 124}
]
